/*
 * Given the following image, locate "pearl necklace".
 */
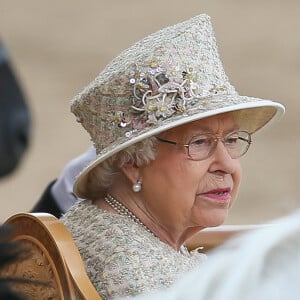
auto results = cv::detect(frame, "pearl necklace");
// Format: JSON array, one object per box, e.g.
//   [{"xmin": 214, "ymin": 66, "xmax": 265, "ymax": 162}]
[
  {"xmin": 104, "ymin": 194, "xmax": 153, "ymax": 235},
  {"xmin": 104, "ymin": 194, "xmax": 190, "ymax": 255}
]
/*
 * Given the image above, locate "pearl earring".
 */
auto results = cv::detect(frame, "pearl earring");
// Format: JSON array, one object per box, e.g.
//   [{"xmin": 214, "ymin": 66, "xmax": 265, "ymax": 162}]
[{"xmin": 132, "ymin": 180, "xmax": 142, "ymax": 192}]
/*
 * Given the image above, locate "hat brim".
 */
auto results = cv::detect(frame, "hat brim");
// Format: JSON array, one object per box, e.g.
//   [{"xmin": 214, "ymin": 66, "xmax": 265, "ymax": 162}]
[{"xmin": 74, "ymin": 95, "xmax": 284, "ymax": 198}]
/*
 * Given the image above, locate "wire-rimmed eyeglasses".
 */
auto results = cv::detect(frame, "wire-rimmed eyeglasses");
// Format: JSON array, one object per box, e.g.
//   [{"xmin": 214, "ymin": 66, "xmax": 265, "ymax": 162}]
[{"xmin": 156, "ymin": 130, "xmax": 252, "ymax": 161}]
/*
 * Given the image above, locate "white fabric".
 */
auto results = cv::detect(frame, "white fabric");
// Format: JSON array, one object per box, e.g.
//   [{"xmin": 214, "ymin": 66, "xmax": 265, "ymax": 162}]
[
  {"xmin": 51, "ymin": 146, "xmax": 96, "ymax": 212},
  {"xmin": 123, "ymin": 211, "xmax": 300, "ymax": 300}
]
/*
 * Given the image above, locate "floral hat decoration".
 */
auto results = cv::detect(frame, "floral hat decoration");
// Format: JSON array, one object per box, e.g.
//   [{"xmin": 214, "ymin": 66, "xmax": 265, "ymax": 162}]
[{"xmin": 71, "ymin": 14, "xmax": 285, "ymax": 198}]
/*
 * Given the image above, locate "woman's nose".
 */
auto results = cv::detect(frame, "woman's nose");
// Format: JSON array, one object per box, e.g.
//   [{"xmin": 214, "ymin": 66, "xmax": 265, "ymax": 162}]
[{"xmin": 208, "ymin": 141, "xmax": 237, "ymax": 174}]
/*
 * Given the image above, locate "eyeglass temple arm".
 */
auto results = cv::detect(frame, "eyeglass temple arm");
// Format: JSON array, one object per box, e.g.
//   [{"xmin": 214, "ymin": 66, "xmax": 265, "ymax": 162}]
[
  {"xmin": 156, "ymin": 137, "xmax": 177, "ymax": 145},
  {"xmin": 239, "ymin": 136, "xmax": 252, "ymax": 144}
]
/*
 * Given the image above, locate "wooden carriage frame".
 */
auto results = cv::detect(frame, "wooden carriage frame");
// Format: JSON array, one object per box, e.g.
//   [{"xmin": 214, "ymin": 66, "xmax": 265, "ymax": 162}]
[{"xmin": 0, "ymin": 212, "xmax": 256, "ymax": 299}]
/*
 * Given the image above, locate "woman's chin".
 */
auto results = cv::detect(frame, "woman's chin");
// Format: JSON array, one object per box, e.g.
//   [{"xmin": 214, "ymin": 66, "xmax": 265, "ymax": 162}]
[{"xmin": 200, "ymin": 211, "xmax": 229, "ymax": 228}]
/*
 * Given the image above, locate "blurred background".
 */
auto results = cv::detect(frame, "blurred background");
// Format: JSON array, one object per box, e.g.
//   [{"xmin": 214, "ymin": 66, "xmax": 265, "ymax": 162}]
[{"xmin": 0, "ymin": 0, "xmax": 299, "ymax": 223}]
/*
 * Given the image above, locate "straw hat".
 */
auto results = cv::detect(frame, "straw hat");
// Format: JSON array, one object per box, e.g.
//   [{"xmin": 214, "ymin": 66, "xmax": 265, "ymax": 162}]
[{"xmin": 71, "ymin": 14, "xmax": 285, "ymax": 198}]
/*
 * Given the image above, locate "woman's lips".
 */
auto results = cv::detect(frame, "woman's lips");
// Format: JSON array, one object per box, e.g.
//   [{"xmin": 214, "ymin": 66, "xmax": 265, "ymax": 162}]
[{"xmin": 198, "ymin": 188, "xmax": 231, "ymax": 202}]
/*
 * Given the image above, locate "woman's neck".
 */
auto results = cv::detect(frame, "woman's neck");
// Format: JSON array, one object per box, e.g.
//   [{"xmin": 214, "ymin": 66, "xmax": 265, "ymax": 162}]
[{"xmin": 95, "ymin": 191, "xmax": 203, "ymax": 252}]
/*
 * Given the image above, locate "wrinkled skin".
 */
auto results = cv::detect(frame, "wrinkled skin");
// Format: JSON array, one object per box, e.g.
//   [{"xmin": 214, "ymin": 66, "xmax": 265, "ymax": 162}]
[{"xmin": 0, "ymin": 41, "xmax": 31, "ymax": 178}]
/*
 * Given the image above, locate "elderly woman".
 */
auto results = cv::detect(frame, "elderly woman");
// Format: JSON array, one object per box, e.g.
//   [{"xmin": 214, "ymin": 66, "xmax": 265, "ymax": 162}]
[{"xmin": 61, "ymin": 14, "xmax": 284, "ymax": 299}]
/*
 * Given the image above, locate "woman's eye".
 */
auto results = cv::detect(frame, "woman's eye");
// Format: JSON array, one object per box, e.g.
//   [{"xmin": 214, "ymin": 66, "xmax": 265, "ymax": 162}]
[
  {"xmin": 226, "ymin": 137, "xmax": 238, "ymax": 144},
  {"xmin": 191, "ymin": 138, "xmax": 210, "ymax": 146}
]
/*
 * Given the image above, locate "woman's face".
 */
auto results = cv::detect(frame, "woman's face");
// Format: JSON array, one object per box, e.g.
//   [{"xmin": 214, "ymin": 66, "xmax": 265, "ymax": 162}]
[{"xmin": 139, "ymin": 113, "xmax": 242, "ymax": 234}]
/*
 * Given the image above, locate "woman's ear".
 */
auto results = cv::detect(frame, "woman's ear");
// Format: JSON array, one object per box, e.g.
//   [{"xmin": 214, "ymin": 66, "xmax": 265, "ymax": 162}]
[{"xmin": 121, "ymin": 164, "xmax": 141, "ymax": 185}]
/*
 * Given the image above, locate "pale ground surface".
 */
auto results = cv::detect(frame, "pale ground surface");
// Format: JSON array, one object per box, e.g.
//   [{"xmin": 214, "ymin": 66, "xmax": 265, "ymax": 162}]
[{"xmin": 0, "ymin": 0, "xmax": 299, "ymax": 224}]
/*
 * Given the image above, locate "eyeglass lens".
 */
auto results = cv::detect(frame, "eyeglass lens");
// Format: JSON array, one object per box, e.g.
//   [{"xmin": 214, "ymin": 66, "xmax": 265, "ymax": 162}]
[{"xmin": 188, "ymin": 131, "xmax": 251, "ymax": 160}]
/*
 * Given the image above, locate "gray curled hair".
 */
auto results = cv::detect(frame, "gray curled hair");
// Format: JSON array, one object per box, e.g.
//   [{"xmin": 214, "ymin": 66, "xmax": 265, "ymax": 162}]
[{"xmin": 86, "ymin": 137, "xmax": 159, "ymax": 199}]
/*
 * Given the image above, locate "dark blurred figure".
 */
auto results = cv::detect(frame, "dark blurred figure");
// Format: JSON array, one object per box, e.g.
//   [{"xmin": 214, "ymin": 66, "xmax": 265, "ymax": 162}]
[{"xmin": 0, "ymin": 41, "xmax": 31, "ymax": 178}]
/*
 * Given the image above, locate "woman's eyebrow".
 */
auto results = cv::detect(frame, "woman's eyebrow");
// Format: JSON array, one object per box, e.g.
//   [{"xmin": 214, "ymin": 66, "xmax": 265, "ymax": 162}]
[{"xmin": 188, "ymin": 125, "xmax": 240, "ymax": 136}]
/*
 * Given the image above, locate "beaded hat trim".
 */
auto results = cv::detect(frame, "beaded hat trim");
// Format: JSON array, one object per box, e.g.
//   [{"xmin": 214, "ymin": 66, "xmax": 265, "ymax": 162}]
[{"xmin": 71, "ymin": 14, "xmax": 284, "ymax": 198}]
